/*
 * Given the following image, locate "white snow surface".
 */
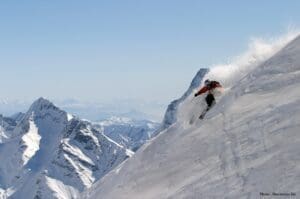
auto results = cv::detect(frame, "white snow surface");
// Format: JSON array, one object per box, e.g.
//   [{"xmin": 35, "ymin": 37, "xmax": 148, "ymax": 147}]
[
  {"xmin": 21, "ymin": 119, "xmax": 41, "ymax": 166},
  {"xmin": 67, "ymin": 113, "xmax": 74, "ymax": 121},
  {"xmin": 44, "ymin": 176, "xmax": 80, "ymax": 199},
  {"xmin": 83, "ymin": 34, "xmax": 300, "ymax": 199}
]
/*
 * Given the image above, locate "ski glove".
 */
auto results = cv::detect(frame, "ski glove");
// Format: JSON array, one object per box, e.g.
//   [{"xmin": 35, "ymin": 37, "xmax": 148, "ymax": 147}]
[{"xmin": 194, "ymin": 93, "xmax": 198, "ymax": 97}]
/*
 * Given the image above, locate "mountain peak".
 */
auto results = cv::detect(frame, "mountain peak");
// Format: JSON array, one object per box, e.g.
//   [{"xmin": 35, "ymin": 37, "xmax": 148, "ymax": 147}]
[
  {"xmin": 35, "ymin": 97, "xmax": 51, "ymax": 104},
  {"xmin": 159, "ymin": 68, "xmax": 208, "ymax": 130},
  {"xmin": 29, "ymin": 97, "xmax": 58, "ymax": 112}
]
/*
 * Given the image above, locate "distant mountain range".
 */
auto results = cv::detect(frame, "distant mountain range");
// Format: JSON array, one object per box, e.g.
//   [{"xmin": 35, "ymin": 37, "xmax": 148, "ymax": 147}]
[
  {"xmin": 0, "ymin": 99, "xmax": 166, "ymax": 122},
  {"xmin": 0, "ymin": 98, "xmax": 159, "ymax": 198}
]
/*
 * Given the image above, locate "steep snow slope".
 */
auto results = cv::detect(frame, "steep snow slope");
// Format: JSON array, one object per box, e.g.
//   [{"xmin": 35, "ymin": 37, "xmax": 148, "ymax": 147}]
[{"xmin": 84, "ymin": 35, "xmax": 300, "ymax": 199}]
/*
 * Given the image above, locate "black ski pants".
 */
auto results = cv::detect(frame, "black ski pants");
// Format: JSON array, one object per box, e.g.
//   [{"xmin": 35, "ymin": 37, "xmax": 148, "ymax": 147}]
[{"xmin": 205, "ymin": 93, "xmax": 215, "ymax": 107}]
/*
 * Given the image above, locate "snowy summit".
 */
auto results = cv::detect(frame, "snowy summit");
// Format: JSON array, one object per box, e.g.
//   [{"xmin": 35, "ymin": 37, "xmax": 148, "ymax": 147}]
[{"xmin": 0, "ymin": 97, "xmax": 157, "ymax": 198}]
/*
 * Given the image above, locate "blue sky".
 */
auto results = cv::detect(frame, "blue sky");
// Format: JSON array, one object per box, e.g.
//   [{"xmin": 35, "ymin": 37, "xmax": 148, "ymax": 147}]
[{"xmin": 0, "ymin": 0, "xmax": 299, "ymax": 103}]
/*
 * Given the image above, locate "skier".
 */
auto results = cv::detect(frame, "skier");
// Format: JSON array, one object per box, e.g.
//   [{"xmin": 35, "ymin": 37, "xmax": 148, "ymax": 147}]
[{"xmin": 194, "ymin": 79, "xmax": 222, "ymax": 119}]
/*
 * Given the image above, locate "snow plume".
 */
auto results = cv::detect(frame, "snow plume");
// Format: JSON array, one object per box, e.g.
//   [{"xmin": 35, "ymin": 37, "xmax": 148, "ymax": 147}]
[
  {"xmin": 205, "ymin": 29, "xmax": 300, "ymax": 88},
  {"xmin": 177, "ymin": 30, "xmax": 300, "ymax": 126},
  {"xmin": 84, "ymin": 33, "xmax": 300, "ymax": 198}
]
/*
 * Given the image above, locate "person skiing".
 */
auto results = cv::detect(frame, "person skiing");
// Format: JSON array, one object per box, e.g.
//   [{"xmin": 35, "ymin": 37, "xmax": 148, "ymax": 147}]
[{"xmin": 194, "ymin": 79, "xmax": 222, "ymax": 119}]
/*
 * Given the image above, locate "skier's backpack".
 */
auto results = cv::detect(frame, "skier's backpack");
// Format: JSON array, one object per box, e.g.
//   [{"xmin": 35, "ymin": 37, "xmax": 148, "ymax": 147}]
[{"xmin": 208, "ymin": 81, "xmax": 221, "ymax": 89}]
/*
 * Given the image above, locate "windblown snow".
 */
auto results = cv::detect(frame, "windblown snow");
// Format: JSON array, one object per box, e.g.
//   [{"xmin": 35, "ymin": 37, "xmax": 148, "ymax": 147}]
[{"xmin": 83, "ymin": 32, "xmax": 300, "ymax": 199}]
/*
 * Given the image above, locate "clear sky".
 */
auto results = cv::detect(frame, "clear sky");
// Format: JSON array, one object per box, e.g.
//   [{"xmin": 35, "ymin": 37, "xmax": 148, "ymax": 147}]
[{"xmin": 0, "ymin": 0, "xmax": 299, "ymax": 103}]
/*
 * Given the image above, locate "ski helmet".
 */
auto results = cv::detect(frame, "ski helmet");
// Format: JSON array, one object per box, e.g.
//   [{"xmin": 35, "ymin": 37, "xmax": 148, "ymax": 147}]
[{"xmin": 204, "ymin": 79, "xmax": 210, "ymax": 86}]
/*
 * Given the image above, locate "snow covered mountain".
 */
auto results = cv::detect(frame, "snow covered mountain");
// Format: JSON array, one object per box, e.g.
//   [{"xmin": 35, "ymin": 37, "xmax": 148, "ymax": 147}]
[
  {"xmin": 83, "ymin": 34, "xmax": 300, "ymax": 199},
  {"xmin": 94, "ymin": 117, "xmax": 159, "ymax": 152},
  {"xmin": 0, "ymin": 98, "xmax": 136, "ymax": 199}
]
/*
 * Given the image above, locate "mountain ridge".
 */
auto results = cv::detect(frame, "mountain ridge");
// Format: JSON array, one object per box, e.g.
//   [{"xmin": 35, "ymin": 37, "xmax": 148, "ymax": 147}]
[{"xmin": 0, "ymin": 97, "xmax": 158, "ymax": 199}]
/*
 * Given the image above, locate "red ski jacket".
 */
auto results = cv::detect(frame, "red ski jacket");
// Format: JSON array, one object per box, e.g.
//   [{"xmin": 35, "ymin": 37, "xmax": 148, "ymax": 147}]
[{"xmin": 196, "ymin": 81, "xmax": 222, "ymax": 96}]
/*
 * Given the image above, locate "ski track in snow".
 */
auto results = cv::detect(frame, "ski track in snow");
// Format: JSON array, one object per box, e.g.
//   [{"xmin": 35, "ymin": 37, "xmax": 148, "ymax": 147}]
[{"xmin": 83, "ymin": 33, "xmax": 300, "ymax": 199}]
